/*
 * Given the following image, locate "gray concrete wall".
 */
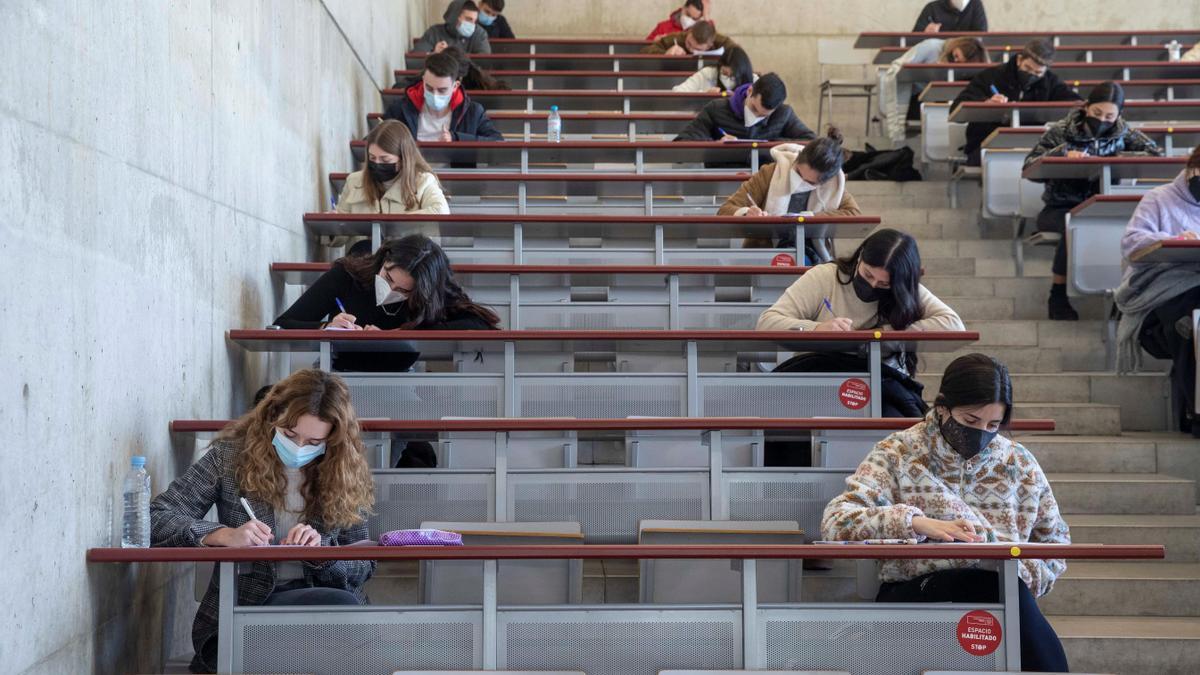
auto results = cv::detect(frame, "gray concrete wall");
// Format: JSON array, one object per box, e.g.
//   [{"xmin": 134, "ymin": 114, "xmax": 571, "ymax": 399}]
[
  {"xmin": 0, "ymin": 1, "xmax": 420, "ymax": 672},
  {"xmin": 478, "ymin": 0, "xmax": 1200, "ymax": 129}
]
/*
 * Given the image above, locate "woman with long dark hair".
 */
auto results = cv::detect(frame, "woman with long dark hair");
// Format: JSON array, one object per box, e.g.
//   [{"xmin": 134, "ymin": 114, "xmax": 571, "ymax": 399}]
[
  {"xmin": 673, "ymin": 45, "xmax": 756, "ymax": 93},
  {"xmin": 274, "ymin": 234, "xmax": 500, "ymax": 371},
  {"xmin": 151, "ymin": 369, "xmax": 376, "ymax": 673},
  {"xmin": 758, "ymin": 228, "xmax": 964, "ymax": 418},
  {"xmin": 822, "ymin": 354, "xmax": 1070, "ymax": 672}
]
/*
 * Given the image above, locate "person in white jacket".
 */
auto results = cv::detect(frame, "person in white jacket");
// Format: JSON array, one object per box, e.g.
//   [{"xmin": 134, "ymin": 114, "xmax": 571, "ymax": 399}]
[
  {"xmin": 335, "ymin": 120, "xmax": 449, "ymax": 215},
  {"xmin": 879, "ymin": 36, "xmax": 988, "ymax": 145},
  {"xmin": 673, "ymin": 45, "xmax": 757, "ymax": 94}
]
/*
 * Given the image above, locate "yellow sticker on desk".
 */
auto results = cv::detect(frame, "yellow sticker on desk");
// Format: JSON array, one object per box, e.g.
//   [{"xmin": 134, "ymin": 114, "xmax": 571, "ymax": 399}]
[
  {"xmin": 1010, "ymin": 546, "xmax": 1022, "ymax": 557},
  {"xmin": 722, "ymin": 91, "xmax": 729, "ymax": 97},
  {"xmin": 751, "ymin": 142, "xmax": 759, "ymax": 149},
  {"xmin": 1168, "ymin": 127, "xmax": 1175, "ymax": 133},
  {"xmin": 796, "ymin": 216, "xmax": 805, "ymax": 223},
  {"xmin": 873, "ymin": 330, "xmax": 882, "ymax": 339}
]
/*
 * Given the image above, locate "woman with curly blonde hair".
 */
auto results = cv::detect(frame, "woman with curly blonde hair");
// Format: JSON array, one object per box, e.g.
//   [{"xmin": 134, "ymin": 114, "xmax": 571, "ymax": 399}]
[{"xmin": 150, "ymin": 369, "xmax": 375, "ymax": 673}]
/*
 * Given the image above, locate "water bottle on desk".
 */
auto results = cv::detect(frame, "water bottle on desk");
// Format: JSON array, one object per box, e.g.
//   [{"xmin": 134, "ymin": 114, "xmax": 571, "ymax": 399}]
[
  {"xmin": 547, "ymin": 105, "xmax": 562, "ymax": 143},
  {"xmin": 121, "ymin": 456, "xmax": 151, "ymax": 548}
]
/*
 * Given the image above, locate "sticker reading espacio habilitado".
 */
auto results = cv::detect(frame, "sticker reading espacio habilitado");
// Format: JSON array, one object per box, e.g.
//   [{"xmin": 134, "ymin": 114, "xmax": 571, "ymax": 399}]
[
  {"xmin": 770, "ymin": 253, "xmax": 796, "ymax": 267},
  {"xmin": 957, "ymin": 609, "xmax": 1002, "ymax": 656},
  {"xmin": 838, "ymin": 378, "xmax": 870, "ymax": 410}
]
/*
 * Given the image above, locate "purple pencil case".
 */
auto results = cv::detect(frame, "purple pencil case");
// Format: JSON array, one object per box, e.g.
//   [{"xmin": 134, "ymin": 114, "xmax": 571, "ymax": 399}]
[{"xmin": 378, "ymin": 529, "xmax": 464, "ymax": 546}]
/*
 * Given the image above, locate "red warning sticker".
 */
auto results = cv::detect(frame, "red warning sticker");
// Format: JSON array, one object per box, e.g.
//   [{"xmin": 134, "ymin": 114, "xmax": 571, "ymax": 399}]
[
  {"xmin": 957, "ymin": 610, "xmax": 1002, "ymax": 656},
  {"xmin": 770, "ymin": 253, "xmax": 797, "ymax": 267},
  {"xmin": 838, "ymin": 378, "xmax": 870, "ymax": 410}
]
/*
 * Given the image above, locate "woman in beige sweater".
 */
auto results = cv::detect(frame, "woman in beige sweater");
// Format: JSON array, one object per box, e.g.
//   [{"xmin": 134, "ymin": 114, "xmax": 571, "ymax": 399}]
[
  {"xmin": 759, "ymin": 228, "xmax": 965, "ymax": 418},
  {"xmin": 719, "ymin": 128, "xmax": 860, "ymax": 251},
  {"xmin": 336, "ymin": 120, "xmax": 448, "ymax": 215}
]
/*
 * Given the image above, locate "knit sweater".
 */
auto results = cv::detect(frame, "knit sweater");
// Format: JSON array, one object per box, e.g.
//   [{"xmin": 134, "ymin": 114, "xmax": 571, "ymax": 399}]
[
  {"xmin": 755, "ymin": 262, "xmax": 964, "ymax": 333},
  {"xmin": 821, "ymin": 410, "xmax": 1070, "ymax": 597},
  {"xmin": 1121, "ymin": 171, "xmax": 1200, "ymax": 270}
]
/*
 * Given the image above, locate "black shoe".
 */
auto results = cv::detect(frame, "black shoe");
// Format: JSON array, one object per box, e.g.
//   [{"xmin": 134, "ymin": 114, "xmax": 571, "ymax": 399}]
[{"xmin": 1048, "ymin": 293, "xmax": 1079, "ymax": 321}]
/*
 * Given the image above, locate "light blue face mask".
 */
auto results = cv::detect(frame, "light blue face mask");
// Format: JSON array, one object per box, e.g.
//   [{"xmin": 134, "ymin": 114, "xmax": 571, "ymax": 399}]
[
  {"xmin": 477, "ymin": 11, "xmax": 496, "ymax": 26},
  {"xmin": 457, "ymin": 20, "xmax": 476, "ymax": 38},
  {"xmin": 273, "ymin": 429, "xmax": 327, "ymax": 469}
]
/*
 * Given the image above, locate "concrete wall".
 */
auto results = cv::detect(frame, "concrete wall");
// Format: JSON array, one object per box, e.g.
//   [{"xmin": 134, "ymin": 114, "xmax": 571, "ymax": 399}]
[
  {"xmin": 0, "ymin": 1, "xmax": 420, "ymax": 672},
  {"xmin": 473, "ymin": 0, "xmax": 1200, "ymax": 131}
]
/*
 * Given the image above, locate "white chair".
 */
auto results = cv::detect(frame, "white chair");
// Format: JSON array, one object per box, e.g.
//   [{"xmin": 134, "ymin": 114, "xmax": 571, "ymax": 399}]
[
  {"xmin": 817, "ymin": 38, "xmax": 878, "ymax": 135},
  {"xmin": 419, "ymin": 521, "xmax": 584, "ymax": 605},
  {"xmin": 639, "ymin": 520, "xmax": 804, "ymax": 603}
]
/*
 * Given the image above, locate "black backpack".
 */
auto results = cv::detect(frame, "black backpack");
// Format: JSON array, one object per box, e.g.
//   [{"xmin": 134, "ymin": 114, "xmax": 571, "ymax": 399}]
[{"xmin": 843, "ymin": 144, "xmax": 923, "ymax": 182}]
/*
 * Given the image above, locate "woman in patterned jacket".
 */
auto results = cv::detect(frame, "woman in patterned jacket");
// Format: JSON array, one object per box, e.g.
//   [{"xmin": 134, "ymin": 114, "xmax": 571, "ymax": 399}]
[
  {"xmin": 821, "ymin": 353, "xmax": 1070, "ymax": 672},
  {"xmin": 151, "ymin": 369, "xmax": 376, "ymax": 673}
]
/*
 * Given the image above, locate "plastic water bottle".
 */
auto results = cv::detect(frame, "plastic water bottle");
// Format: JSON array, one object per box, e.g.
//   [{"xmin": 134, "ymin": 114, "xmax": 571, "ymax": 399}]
[
  {"xmin": 1165, "ymin": 40, "xmax": 1183, "ymax": 62},
  {"xmin": 547, "ymin": 105, "xmax": 562, "ymax": 143},
  {"xmin": 121, "ymin": 456, "xmax": 151, "ymax": 548}
]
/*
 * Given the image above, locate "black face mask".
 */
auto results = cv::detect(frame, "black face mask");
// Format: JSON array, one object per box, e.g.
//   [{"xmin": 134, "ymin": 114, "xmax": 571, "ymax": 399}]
[
  {"xmin": 852, "ymin": 273, "xmax": 885, "ymax": 303},
  {"xmin": 1189, "ymin": 176, "xmax": 1200, "ymax": 203},
  {"xmin": 938, "ymin": 410, "xmax": 998, "ymax": 460},
  {"xmin": 1084, "ymin": 116, "xmax": 1114, "ymax": 137},
  {"xmin": 1016, "ymin": 70, "xmax": 1041, "ymax": 90},
  {"xmin": 367, "ymin": 160, "xmax": 400, "ymax": 183}
]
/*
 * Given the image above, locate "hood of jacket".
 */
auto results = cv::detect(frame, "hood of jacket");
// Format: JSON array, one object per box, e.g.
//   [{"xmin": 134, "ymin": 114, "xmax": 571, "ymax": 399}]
[{"xmin": 443, "ymin": 0, "xmax": 470, "ymax": 29}]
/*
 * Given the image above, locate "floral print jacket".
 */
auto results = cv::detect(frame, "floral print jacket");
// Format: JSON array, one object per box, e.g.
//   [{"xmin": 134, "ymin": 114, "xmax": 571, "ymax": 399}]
[{"xmin": 821, "ymin": 410, "xmax": 1070, "ymax": 596}]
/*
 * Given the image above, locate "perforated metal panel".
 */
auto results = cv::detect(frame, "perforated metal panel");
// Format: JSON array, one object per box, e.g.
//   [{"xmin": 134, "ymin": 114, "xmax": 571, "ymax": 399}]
[
  {"xmin": 521, "ymin": 305, "xmax": 671, "ymax": 330},
  {"xmin": 369, "ymin": 472, "xmax": 493, "ymax": 536},
  {"xmin": 236, "ymin": 610, "xmax": 479, "ymax": 674},
  {"xmin": 348, "ymin": 376, "xmax": 503, "ymax": 418},
  {"xmin": 508, "ymin": 471, "xmax": 708, "ymax": 542},
  {"xmin": 519, "ymin": 375, "xmax": 687, "ymax": 417},
  {"xmin": 760, "ymin": 607, "xmax": 1006, "ymax": 674},
  {"xmin": 700, "ymin": 375, "xmax": 870, "ymax": 418},
  {"xmin": 501, "ymin": 609, "xmax": 741, "ymax": 675},
  {"xmin": 679, "ymin": 305, "xmax": 763, "ymax": 330},
  {"xmin": 725, "ymin": 471, "xmax": 851, "ymax": 542}
]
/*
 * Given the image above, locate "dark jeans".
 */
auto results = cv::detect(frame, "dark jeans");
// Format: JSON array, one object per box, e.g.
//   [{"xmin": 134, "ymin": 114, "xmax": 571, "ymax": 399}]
[
  {"xmin": 1138, "ymin": 286, "xmax": 1200, "ymax": 433},
  {"xmin": 1036, "ymin": 206, "xmax": 1071, "ymax": 278},
  {"xmin": 263, "ymin": 579, "xmax": 363, "ymax": 606},
  {"xmin": 877, "ymin": 568, "xmax": 1069, "ymax": 673}
]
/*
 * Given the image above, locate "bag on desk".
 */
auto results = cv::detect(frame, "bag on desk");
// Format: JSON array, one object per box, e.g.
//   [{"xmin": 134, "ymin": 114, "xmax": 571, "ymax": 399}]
[
  {"xmin": 379, "ymin": 529, "xmax": 464, "ymax": 546},
  {"xmin": 774, "ymin": 352, "xmax": 928, "ymax": 418},
  {"xmin": 843, "ymin": 144, "xmax": 922, "ymax": 182}
]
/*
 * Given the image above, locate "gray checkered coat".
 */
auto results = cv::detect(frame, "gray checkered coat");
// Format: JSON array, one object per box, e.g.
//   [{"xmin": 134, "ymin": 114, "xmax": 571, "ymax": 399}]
[{"xmin": 150, "ymin": 440, "xmax": 375, "ymax": 672}]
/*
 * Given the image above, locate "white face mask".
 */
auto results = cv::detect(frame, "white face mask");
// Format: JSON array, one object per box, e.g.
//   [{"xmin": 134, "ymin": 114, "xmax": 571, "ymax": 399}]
[
  {"xmin": 457, "ymin": 20, "xmax": 476, "ymax": 38},
  {"xmin": 426, "ymin": 86, "xmax": 453, "ymax": 112},
  {"xmin": 375, "ymin": 274, "xmax": 408, "ymax": 306},
  {"xmin": 719, "ymin": 74, "xmax": 737, "ymax": 90},
  {"xmin": 743, "ymin": 102, "xmax": 764, "ymax": 127},
  {"xmin": 950, "ymin": 0, "xmax": 970, "ymax": 9},
  {"xmin": 679, "ymin": 14, "xmax": 697, "ymax": 30}
]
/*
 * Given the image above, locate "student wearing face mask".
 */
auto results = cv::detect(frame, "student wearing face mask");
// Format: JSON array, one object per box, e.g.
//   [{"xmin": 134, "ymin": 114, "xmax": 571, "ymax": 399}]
[
  {"xmin": 646, "ymin": 0, "xmax": 711, "ymax": 41},
  {"xmin": 720, "ymin": 128, "xmax": 860, "ymax": 252},
  {"xmin": 334, "ymin": 120, "xmax": 447, "ymax": 219},
  {"xmin": 879, "ymin": 36, "xmax": 988, "ymax": 145},
  {"xmin": 477, "ymin": 0, "xmax": 514, "ymax": 40},
  {"xmin": 642, "ymin": 19, "xmax": 737, "ymax": 56},
  {"xmin": 952, "ymin": 39, "xmax": 1081, "ymax": 165},
  {"xmin": 415, "ymin": 0, "xmax": 492, "ymax": 55},
  {"xmin": 913, "ymin": 0, "xmax": 988, "ymax": 33},
  {"xmin": 1024, "ymin": 82, "xmax": 1162, "ymax": 321},
  {"xmin": 758, "ymin": 229, "xmax": 965, "ymax": 419},
  {"xmin": 273, "ymin": 235, "xmax": 500, "ymax": 371},
  {"xmin": 822, "ymin": 353, "xmax": 1070, "ymax": 673},
  {"xmin": 1116, "ymin": 145, "xmax": 1200, "ymax": 436},
  {"xmin": 150, "ymin": 369, "xmax": 376, "ymax": 674},
  {"xmin": 672, "ymin": 45, "xmax": 756, "ymax": 93},
  {"xmin": 675, "ymin": 73, "xmax": 815, "ymax": 143},
  {"xmin": 384, "ymin": 51, "xmax": 504, "ymax": 143}
]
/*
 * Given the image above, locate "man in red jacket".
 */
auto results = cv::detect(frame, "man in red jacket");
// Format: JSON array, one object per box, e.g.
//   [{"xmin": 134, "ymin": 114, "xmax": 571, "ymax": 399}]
[{"xmin": 646, "ymin": 0, "xmax": 712, "ymax": 41}]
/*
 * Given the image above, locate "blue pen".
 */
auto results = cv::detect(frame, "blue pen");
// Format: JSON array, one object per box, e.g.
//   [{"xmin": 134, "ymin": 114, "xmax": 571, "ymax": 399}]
[
  {"xmin": 821, "ymin": 298, "xmax": 835, "ymax": 317},
  {"xmin": 989, "ymin": 85, "xmax": 1000, "ymax": 96},
  {"xmin": 335, "ymin": 297, "xmax": 347, "ymax": 314},
  {"xmin": 717, "ymin": 126, "xmax": 729, "ymax": 138}
]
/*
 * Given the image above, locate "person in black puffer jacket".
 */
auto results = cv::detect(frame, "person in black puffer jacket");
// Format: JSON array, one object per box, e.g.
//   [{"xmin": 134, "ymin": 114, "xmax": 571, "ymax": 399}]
[{"xmin": 1023, "ymin": 82, "xmax": 1162, "ymax": 320}]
